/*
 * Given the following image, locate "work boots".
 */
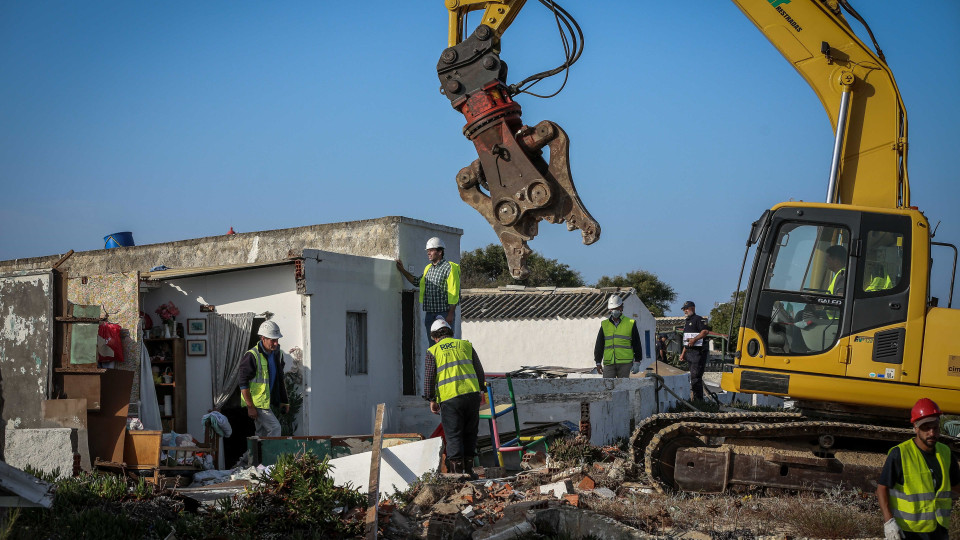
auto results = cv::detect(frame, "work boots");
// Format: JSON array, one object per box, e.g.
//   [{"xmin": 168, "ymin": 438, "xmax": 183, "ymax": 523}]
[
  {"xmin": 463, "ymin": 458, "xmax": 478, "ymax": 480},
  {"xmin": 445, "ymin": 459, "xmax": 463, "ymax": 474}
]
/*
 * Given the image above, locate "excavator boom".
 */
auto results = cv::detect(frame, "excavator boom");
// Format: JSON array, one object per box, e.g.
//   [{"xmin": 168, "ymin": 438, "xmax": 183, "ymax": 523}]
[{"xmin": 731, "ymin": 0, "xmax": 909, "ymax": 207}]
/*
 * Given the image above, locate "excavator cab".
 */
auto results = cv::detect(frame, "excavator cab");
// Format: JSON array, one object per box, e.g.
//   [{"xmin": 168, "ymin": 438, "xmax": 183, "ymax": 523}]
[{"xmin": 721, "ymin": 203, "xmax": 960, "ymax": 412}]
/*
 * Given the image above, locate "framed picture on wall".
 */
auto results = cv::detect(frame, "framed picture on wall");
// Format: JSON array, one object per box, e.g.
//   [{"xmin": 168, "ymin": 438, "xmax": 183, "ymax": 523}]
[
  {"xmin": 187, "ymin": 339, "xmax": 206, "ymax": 356},
  {"xmin": 187, "ymin": 318, "xmax": 207, "ymax": 335}
]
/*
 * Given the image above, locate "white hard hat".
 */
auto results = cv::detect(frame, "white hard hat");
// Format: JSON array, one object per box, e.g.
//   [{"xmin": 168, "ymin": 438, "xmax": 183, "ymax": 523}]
[
  {"xmin": 258, "ymin": 320, "xmax": 283, "ymax": 339},
  {"xmin": 426, "ymin": 237, "xmax": 445, "ymax": 250},
  {"xmin": 607, "ymin": 295, "xmax": 623, "ymax": 310},
  {"xmin": 430, "ymin": 319, "xmax": 451, "ymax": 333}
]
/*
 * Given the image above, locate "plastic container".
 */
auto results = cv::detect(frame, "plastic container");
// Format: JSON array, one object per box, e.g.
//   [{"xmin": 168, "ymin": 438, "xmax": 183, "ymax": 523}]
[{"xmin": 104, "ymin": 232, "xmax": 135, "ymax": 248}]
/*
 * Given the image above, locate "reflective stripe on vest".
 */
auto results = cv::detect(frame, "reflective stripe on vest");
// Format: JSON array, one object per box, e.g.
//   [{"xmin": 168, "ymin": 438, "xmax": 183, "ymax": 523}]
[
  {"xmin": 888, "ymin": 440, "xmax": 952, "ymax": 532},
  {"xmin": 429, "ymin": 337, "xmax": 479, "ymax": 402},
  {"xmin": 601, "ymin": 317, "xmax": 635, "ymax": 365},
  {"xmin": 240, "ymin": 346, "xmax": 272, "ymax": 409}
]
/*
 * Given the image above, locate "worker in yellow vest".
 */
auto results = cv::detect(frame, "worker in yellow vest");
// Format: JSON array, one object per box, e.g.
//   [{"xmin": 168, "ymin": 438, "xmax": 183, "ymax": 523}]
[
  {"xmin": 877, "ymin": 398, "xmax": 960, "ymax": 540},
  {"xmin": 396, "ymin": 237, "xmax": 461, "ymax": 343},
  {"xmin": 593, "ymin": 295, "xmax": 642, "ymax": 378},
  {"xmin": 825, "ymin": 245, "xmax": 847, "ymax": 296},
  {"xmin": 423, "ymin": 319, "xmax": 485, "ymax": 477},
  {"xmin": 238, "ymin": 320, "xmax": 290, "ymax": 438}
]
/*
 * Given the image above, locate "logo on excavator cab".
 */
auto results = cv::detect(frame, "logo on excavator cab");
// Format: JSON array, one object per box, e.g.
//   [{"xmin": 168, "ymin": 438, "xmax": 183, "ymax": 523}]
[
  {"xmin": 949, "ymin": 355, "xmax": 960, "ymax": 377},
  {"xmin": 768, "ymin": 0, "xmax": 802, "ymax": 32}
]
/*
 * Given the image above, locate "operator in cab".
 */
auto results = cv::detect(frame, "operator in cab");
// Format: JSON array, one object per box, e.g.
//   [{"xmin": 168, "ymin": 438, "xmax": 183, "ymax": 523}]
[
  {"xmin": 825, "ymin": 245, "xmax": 847, "ymax": 295},
  {"xmin": 593, "ymin": 295, "xmax": 642, "ymax": 378},
  {"xmin": 680, "ymin": 301, "xmax": 710, "ymax": 401},
  {"xmin": 877, "ymin": 398, "xmax": 960, "ymax": 540}
]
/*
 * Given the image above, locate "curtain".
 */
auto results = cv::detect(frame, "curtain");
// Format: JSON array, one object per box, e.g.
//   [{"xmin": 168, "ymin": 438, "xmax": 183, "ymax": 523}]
[
  {"xmin": 208, "ymin": 312, "xmax": 254, "ymax": 410},
  {"xmin": 139, "ymin": 337, "xmax": 162, "ymax": 430}
]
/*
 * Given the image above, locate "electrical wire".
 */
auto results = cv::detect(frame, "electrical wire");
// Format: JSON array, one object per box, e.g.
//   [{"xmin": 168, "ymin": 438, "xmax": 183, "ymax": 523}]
[{"xmin": 507, "ymin": 0, "xmax": 584, "ymax": 98}]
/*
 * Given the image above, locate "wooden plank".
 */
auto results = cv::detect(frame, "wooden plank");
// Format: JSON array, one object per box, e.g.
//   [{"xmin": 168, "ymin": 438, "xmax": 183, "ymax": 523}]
[{"xmin": 364, "ymin": 403, "xmax": 385, "ymax": 540}]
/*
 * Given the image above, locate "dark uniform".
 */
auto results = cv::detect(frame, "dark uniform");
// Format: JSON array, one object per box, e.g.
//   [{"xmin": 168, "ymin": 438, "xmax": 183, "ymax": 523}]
[{"xmin": 683, "ymin": 314, "xmax": 709, "ymax": 400}]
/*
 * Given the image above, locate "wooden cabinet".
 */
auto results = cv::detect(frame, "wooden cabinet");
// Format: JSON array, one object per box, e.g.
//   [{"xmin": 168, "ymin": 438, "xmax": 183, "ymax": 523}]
[{"xmin": 144, "ymin": 338, "xmax": 186, "ymax": 433}]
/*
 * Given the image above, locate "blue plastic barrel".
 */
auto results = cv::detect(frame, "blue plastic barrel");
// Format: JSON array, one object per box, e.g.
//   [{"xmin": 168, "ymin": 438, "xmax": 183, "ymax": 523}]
[{"xmin": 104, "ymin": 232, "xmax": 135, "ymax": 249}]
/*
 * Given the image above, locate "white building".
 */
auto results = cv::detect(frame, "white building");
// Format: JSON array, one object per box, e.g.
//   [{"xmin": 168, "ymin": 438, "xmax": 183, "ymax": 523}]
[{"xmin": 459, "ymin": 287, "xmax": 657, "ymax": 373}]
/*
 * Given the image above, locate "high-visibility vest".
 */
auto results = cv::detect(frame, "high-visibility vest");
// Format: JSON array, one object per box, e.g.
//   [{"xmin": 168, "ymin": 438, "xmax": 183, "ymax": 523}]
[
  {"xmin": 888, "ymin": 439, "xmax": 953, "ymax": 532},
  {"xmin": 866, "ymin": 275, "xmax": 893, "ymax": 292},
  {"xmin": 601, "ymin": 316, "xmax": 635, "ymax": 365},
  {"xmin": 419, "ymin": 261, "xmax": 461, "ymax": 306},
  {"xmin": 429, "ymin": 337, "xmax": 479, "ymax": 402},
  {"xmin": 240, "ymin": 345, "xmax": 273, "ymax": 409},
  {"xmin": 828, "ymin": 268, "xmax": 846, "ymax": 295}
]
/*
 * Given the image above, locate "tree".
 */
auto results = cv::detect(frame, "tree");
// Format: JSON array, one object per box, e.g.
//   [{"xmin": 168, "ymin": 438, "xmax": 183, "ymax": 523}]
[
  {"xmin": 709, "ymin": 290, "xmax": 746, "ymax": 352},
  {"xmin": 460, "ymin": 243, "xmax": 585, "ymax": 288},
  {"xmin": 595, "ymin": 270, "xmax": 676, "ymax": 317}
]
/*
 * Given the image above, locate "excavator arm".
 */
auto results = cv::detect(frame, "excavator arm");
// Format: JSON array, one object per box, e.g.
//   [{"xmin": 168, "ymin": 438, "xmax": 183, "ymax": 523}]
[
  {"xmin": 438, "ymin": 1, "xmax": 909, "ymax": 277},
  {"xmin": 438, "ymin": 0, "xmax": 599, "ymax": 279},
  {"xmin": 730, "ymin": 0, "xmax": 909, "ymax": 208}
]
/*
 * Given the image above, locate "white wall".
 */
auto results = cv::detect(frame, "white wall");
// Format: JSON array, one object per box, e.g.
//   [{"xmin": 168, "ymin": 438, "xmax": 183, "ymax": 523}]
[
  {"xmin": 143, "ymin": 265, "xmax": 302, "ymax": 438},
  {"xmin": 461, "ymin": 294, "xmax": 657, "ymax": 373},
  {"xmin": 301, "ymin": 249, "xmax": 406, "ymax": 436}
]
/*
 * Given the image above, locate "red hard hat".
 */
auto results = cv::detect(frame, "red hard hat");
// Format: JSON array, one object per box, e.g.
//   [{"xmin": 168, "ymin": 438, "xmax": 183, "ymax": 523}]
[{"xmin": 910, "ymin": 398, "xmax": 942, "ymax": 424}]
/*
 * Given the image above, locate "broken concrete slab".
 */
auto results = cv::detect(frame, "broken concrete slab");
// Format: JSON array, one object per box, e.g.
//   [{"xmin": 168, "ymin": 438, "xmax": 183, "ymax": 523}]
[
  {"xmin": 4, "ymin": 426, "xmax": 75, "ymax": 479},
  {"xmin": 531, "ymin": 505, "xmax": 649, "ymax": 539},
  {"xmin": 539, "ymin": 479, "xmax": 573, "ymax": 499},
  {"xmin": 593, "ymin": 486, "xmax": 616, "ymax": 499},
  {"xmin": 471, "ymin": 514, "xmax": 534, "ymax": 540},
  {"xmin": 328, "ymin": 436, "xmax": 441, "ymax": 495}
]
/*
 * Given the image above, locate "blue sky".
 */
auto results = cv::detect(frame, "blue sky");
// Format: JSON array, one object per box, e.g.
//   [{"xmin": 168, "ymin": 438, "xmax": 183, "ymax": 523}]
[{"xmin": 2, "ymin": 2, "xmax": 958, "ymax": 315}]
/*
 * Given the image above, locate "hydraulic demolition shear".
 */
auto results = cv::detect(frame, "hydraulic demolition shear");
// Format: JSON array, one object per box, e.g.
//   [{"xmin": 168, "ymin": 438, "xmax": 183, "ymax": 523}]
[{"xmin": 437, "ymin": 1, "xmax": 599, "ymax": 279}]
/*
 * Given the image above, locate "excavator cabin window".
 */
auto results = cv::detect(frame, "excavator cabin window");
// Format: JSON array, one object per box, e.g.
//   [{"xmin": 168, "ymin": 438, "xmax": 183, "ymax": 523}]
[{"xmin": 755, "ymin": 222, "xmax": 849, "ymax": 356}]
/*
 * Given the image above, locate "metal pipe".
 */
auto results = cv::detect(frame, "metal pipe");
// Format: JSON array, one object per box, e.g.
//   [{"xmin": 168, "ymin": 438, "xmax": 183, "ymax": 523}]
[{"xmin": 826, "ymin": 88, "xmax": 853, "ymax": 203}]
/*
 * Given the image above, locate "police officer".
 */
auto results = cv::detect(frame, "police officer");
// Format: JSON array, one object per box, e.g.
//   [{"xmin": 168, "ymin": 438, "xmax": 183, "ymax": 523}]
[
  {"xmin": 593, "ymin": 295, "xmax": 642, "ymax": 378},
  {"xmin": 680, "ymin": 301, "xmax": 710, "ymax": 401},
  {"xmin": 877, "ymin": 398, "xmax": 960, "ymax": 540},
  {"xmin": 423, "ymin": 319, "xmax": 486, "ymax": 477}
]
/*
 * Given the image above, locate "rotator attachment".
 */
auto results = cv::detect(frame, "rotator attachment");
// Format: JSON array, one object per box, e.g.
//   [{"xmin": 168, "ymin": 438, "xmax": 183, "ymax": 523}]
[{"xmin": 438, "ymin": 24, "xmax": 600, "ymax": 279}]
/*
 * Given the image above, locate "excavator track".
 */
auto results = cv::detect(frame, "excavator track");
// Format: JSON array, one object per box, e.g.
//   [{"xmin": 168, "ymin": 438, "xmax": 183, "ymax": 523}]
[
  {"xmin": 635, "ymin": 414, "xmax": 960, "ymax": 493},
  {"xmin": 628, "ymin": 411, "xmax": 804, "ymax": 464}
]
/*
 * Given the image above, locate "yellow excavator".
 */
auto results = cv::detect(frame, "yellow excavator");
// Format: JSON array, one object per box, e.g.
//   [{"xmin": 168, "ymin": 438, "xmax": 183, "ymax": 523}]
[{"xmin": 437, "ymin": 0, "xmax": 960, "ymax": 492}]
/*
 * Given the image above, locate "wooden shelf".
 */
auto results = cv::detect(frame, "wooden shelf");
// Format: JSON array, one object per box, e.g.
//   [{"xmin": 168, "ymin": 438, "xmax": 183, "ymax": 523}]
[{"xmin": 145, "ymin": 338, "xmax": 186, "ymax": 433}]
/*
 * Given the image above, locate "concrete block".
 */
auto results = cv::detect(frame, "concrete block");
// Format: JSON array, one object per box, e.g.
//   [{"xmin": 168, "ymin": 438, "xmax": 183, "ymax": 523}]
[
  {"xmin": 539, "ymin": 479, "xmax": 573, "ymax": 499},
  {"xmin": 530, "ymin": 505, "xmax": 648, "ymax": 539},
  {"xmin": 4, "ymin": 426, "xmax": 75, "ymax": 479}
]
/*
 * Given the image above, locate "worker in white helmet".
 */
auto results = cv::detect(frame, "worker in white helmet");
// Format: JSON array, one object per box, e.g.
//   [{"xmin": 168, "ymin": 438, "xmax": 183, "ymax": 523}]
[
  {"xmin": 237, "ymin": 320, "xmax": 289, "ymax": 437},
  {"xmin": 423, "ymin": 318, "xmax": 486, "ymax": 478},
  {"xmin": 593, "ymin": 295, "xmax": 642, "ymax": 378},
  {"xmin": 396, "ymin": 237, "xmax": 462, "ymax": 343}
]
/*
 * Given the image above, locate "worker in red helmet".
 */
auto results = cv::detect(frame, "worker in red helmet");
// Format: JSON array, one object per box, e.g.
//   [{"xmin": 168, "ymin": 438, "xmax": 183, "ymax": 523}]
[{"xmin": 876, "ymin": 398, "xmax": 960, "ymax": 540}]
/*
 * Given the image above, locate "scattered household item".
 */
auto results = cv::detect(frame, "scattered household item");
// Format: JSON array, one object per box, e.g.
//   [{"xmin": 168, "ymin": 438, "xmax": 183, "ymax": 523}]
[
  {"xmin": 149, "ymin": 265, "xmax": 170, "ymax": 272},
  {"xmin": 162, "ymin": 367, "xmax": 173, "ymax": 384},
  {"xmin": 163, "ymin": 395, "xmax": 173, "ymax": 416},
  {"xmin": 104, "ymin": 231, "xmax": 135, "ymax": 248},
  {"xmin": 480, "ymin": 373, "xmax": 548, "ymax": 468}
]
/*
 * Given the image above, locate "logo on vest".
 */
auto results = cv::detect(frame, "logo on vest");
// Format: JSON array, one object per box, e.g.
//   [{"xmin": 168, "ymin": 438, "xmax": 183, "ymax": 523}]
[{"xmin": 439, "ymin": 342, "xmax": 457, "ymax": 351}]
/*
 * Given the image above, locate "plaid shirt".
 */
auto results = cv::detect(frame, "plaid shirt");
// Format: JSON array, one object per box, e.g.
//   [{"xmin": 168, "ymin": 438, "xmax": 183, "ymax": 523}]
[{"xmin": 422, "ymin": 259, "xmax": 452, "ymax": 312}]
